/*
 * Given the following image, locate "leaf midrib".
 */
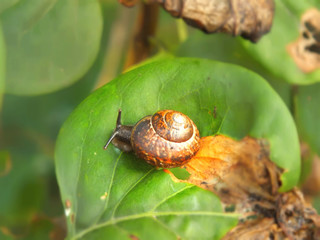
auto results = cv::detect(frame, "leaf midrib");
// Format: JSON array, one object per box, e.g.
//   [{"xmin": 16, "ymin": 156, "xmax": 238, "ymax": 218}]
[{"xmin": 73, "ymin": 211, "xmax": 239, "ymax": 239}]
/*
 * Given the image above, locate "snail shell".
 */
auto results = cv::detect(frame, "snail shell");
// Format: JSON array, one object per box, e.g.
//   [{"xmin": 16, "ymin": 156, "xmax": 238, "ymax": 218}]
[{"xmin": 104, "ymin": 110, "xmax": 200, "ymax": 168}]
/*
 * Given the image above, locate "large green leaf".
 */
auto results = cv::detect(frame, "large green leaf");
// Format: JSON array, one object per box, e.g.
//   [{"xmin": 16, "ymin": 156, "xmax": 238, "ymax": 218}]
[
  {"xmin": 55, "ymin": 58, "xmax": 300, "ymax": 239},
  {"xmin": 241, "ymin": 0, "xmax": 320, "ymax": 85},
  {"xmin": 0, "ymin": 0, "xmax": 102, "ymax": 95}
]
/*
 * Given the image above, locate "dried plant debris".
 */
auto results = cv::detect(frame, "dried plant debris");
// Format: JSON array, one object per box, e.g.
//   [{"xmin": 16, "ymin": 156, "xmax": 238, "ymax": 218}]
[
  {"xmin": 287, "ymin": 8, "xmax": 320, "ymax": 73},
  {"xmin": 152, "ymin": 0, "xmax": 275, "ymax": 42},
  {"xmin": 184, "ymin": 136, "xmax": 280, "ymax": 206},
  {"xmin": 276, "ymin": 190, "xmax": 320, "ymax": 239},
  {"xmin": 222, "ymin": 218, "xmax": 285, "ymax": 240},
  {"xmin": 166, "ymin": 135, "xmax": 320, "ymax": 239},
  {"xmin": 119, "ymin": 0, "xmax": 274, "ymax": 42}
]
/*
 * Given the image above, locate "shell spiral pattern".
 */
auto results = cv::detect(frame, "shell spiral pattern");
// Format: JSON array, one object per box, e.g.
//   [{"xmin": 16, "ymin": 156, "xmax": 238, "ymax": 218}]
[{"xmin": 131, "ymin": 110, "xmax": 200, "ymax": 168}]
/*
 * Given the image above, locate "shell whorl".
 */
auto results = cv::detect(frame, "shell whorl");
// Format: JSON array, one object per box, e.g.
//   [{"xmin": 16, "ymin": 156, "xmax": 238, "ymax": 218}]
[
  {"xmin": 151, "ymin": 110, "xmax": 194, "ymax": 142},
  {"xmin": 131, "ymin": 110, "xmax": 200, "ymax": 168}
]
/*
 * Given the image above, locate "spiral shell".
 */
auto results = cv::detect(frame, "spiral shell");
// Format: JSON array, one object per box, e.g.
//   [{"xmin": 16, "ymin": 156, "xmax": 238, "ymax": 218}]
[{"xmin": 131, "ymin": 110, "xmax": 200, "ymax": 168}]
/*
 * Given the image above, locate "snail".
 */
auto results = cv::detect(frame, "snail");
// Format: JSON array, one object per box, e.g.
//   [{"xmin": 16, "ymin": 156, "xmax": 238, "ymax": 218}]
[{"xmin": 104, "ymin": 110, "xmax": 201, "ymax": 168}]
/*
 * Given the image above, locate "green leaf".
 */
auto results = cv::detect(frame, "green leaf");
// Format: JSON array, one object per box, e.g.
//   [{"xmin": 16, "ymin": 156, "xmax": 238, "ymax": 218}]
[
  {"xmin": 241, "ymin": 0, "xmax": 320, "ymax": 85},
  {"xmin": 0, "ymin": 0, "xmax": 102, "ymax": 95},
  {"xmin": 176, "ymin": 32, "xmax": 292, "ymax": 109},
  {"xmin": 55, "ymin": 58, "xmax": 300, "ymax": 239},
  {"xmin": 295, "ymin": 83, "xmax": 320, "ymax": 156}
]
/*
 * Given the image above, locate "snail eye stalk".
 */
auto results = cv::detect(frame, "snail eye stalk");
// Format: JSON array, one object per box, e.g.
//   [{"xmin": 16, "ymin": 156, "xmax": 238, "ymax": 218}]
[{"xmin": 104, "ymin": 109, "xmax": 122, "ymax": 150}]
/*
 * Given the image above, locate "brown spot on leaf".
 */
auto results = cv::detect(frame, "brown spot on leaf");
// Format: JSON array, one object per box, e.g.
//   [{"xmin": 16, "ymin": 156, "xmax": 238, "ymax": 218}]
[
  {"xmin": 303, "ymin": 31, "xmax": 310, "ymax": 39},
  {"xmin": 306, "ymin": 43, "xmax": 320, "ymax": 54},
  {"xmin": 65, "ymin": 199, "xmax": 71, "ymax": 208},
  {"xmin": 213, "ymin": 106, "xmax": 217, "ymax": 119},
  {"xmin": 287, "ymin": 8, "xmax": 320, "ymax": 73}
]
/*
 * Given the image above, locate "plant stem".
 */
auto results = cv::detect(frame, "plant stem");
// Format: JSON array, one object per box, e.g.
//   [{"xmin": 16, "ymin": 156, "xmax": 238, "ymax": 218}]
[
  {"xmin": 123, "ymin": 2, "xmax": 159, "ymax": 70},
  {"xmin": 176, "ymin": 19, "xmax": 188, "ymax": 43},
  {"xmin": 94, "ymin": 7, "xmax": 136, "ymax": 89}
]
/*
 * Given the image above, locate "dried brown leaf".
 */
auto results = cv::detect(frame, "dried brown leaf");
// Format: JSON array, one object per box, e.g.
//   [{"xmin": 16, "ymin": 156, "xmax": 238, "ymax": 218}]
[
  {"xmin": 153, "ymin": 0, "xmax": 275, "ymax": 42},
  {"xmin": 222, "ymin": 218, "xmax": 285, "ymax": 240},
  {"xmin": 164, "ymin": 135, "xmax": 320, "ymax": 239},
  {"xmin": 276, "ymin": 190, "xmax": 320, "ymax": 239},
  {"xmin": 287, "ymin": 8, "xmax": 320, "ymax": 73},
  {"xmin": 183, "ymin": 136, "xmax": 280, "ymax": 207}
]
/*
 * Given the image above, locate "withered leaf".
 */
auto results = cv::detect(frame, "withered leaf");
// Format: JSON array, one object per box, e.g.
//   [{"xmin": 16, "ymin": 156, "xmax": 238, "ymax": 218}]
[
  {"xmin": 153, "ymin": 0, "xmax": 275, "ymax": 42},
  {"xmin": 222, "ymin": 218, "xmax": 285, "ymax": 240},
  {"xmin": 287, "ymin": 8, "xmax": 320, "ymax": 73},
  {"xmin": 183, "ymin": 135, "xmax": 280, "ymax": 205},
  {"xmin": 119, "ymin": 0, "xmax": 274, "ymax": 42},
  {"xmin": 276, "ymin": 190, "xmax": 320, "ymax": 239},
  {"xmin": 164, "ymin": 135, "xmax": 320, "ymax": 239}
]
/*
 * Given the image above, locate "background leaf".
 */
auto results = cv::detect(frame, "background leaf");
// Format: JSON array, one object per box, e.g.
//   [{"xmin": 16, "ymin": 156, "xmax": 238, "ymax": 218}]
[
  {"xmin": 176, "ymin": 31, "xmax": 293, "ymax": 110},
  {"xmin": 295, "ymin": 83, "xmax": 320, "ymax": 156},
  {"xmin": 0, "ymin": 0, "xmax": 102, "ymax": 95},
  {"xmin": 0, "ymin": 2, "xmax": 121, "ymax": 237},
  {"xmin": 241, "ymin": 0, "xmax": 320, "ymax": 84},
  {"xmin": 55, "ymin": 57, "xmax": 300, "ymax": 239}
]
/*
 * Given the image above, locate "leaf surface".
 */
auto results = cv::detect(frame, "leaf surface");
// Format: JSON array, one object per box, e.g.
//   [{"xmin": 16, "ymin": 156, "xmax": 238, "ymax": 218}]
[
  {"xmin": 55, "ymin": 58, "xmax": 300, "ymax": 239},
  {"xmin": 0, "ymin": 0, "xmax": 102, "ymax": 95},
  {"xmin": 241, "ymin": 0, "xmax": 320, "ymax": 84}
]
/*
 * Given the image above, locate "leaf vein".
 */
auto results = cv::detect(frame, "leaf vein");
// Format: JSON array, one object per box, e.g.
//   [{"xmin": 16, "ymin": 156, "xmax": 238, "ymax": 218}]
[
  {"xmin": 74, "ymin": 211, "xmax": 239, "ymax": 239},
  {"xmin": 94, "ymin": 152, "xmax": 124, "ymax": 224},
  {"xmin": 110, "ymin": 168, "xmax": 155, "ymax": 219},
  {"xmin": 151, "ymin": 185, "xmax": 194, "ymax": 212},
  {"xmin": 74, "ymin": 98, "xmax": 104, "ymax": 229}
]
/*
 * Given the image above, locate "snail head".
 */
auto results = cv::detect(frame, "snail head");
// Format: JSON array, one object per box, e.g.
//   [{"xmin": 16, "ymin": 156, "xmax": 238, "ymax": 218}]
[{"xmin": 104, "ymin": 109, "xmax": 133, "ymax": 152}]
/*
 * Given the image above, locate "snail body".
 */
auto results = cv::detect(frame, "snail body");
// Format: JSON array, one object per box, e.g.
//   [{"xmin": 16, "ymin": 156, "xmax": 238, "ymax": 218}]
[{"xmin": 104, "ymin": 110, "xmax": 200, "ymax": 168}]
